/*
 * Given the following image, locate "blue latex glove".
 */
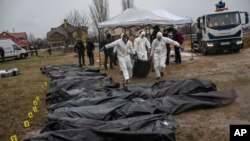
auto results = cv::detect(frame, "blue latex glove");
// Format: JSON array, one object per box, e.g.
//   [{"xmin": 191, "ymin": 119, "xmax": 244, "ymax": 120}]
[
  {"xmin": 179, "ymin": 45, "xmax": 184, "ymax": 52},
  {"xmin": 133, "ymin": 52, "xmax": 138, "ymax": 61},
  {"xmin": 100, "ymin": 47, "xmax": 105, "ymax": 52}
]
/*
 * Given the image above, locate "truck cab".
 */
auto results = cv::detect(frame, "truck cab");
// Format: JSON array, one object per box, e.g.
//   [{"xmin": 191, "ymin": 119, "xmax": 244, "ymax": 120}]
[{"xmin": 192, "ymin": 10, "xmax": 249, "ymax": 55}]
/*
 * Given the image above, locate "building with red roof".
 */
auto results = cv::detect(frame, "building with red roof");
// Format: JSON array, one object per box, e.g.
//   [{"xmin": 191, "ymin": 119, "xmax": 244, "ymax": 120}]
[
  {"xmin": 11, "ymin": 32, "xmax": 28, "ymax": 40},
  {"xmin": 0, "ymin": 32, "xmax": 30, "ymax": 49}
]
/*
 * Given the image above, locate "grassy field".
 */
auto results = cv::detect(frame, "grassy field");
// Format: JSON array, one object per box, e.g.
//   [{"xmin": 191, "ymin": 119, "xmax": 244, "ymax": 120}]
[
  {"xmin": 0, "ymin": 49, "xmax": 155, "ymax": 140},
  {"xmin": 0, "ymin": 51, "xmax": 78, "ymax": 141}
]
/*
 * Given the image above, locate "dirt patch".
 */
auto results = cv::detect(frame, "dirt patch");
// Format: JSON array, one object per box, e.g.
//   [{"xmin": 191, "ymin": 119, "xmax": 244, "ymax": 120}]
[{"xmin": 99, "ymin": 47, "xmax": 250, "ymax": 140}]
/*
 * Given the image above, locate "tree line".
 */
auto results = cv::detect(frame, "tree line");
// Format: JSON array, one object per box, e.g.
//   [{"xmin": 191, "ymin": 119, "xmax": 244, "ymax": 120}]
[{"xmin": 64, "ymin": 0, "xmax": 134, "ymax": 40}]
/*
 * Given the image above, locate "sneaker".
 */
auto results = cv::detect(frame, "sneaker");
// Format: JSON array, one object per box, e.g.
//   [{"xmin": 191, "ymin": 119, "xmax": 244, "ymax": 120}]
[{"xmin": 122, "ymin": 82, "xmax": 128, "ymax": 89}]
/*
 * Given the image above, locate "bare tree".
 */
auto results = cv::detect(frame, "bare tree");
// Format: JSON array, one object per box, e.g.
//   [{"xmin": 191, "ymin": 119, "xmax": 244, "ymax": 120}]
[
  {"xmin": 64, "ymin": 9, "xmax": 89, "ymax": 27},
  {"xmin": 89, "ymin": 0, "xmax": 109, "ymax": 40},
  {"xmin": 28, "ymin": 33, "xmax": 36, "ymax": 42},
  {"xmin": 121, "ymin": 0, "xmax": 134, "ymax": 11}
]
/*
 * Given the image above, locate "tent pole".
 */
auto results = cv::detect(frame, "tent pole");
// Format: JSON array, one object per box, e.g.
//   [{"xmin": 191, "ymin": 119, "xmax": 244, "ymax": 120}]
[
  {"xmin": 189, "ymin": 23, "xmax": 194, "ymax": 60},
  {"xmin": 98, "ymin": 28, "xmax": 101, "ymax": 69}
]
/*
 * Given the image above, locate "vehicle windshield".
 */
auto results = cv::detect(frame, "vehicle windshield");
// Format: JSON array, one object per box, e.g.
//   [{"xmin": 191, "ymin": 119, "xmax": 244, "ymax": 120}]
[
  {"xmin": 12, "ymin": 45, "xmax": 22, "ymax": 50},
  {"xmin": 206, "ymin": 12, "xmax": 241, "ymax": 30}
]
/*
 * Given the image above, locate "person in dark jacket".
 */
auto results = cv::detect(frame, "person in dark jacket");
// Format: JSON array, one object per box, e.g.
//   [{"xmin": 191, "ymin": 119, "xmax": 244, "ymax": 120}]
[
  {"xmin": 34, "ymin": 46, "xmax": 38, "ymax": 56},
  {"xmin": 74, "ymin": 39, "xmax": 85, "ymax": 67},
  {"xmin": 47, "ymin": 46, "xmax": 52, "ymax": 55},
  {"xmin": 216, "ymin": 0, "xmax": 225, "ymax": 9},
  {"xmin": 0, "ymin": 47, "xmax": 5, "ymax": 62},
  {"xmin": 30, "ymin": 45, "xmax": 34, "ymax": 56},
  {"xmin": 163, "ymin": 29, "xmax": 171, "ymax": 65},
  {"xmin": 167, "ymin": 27, "xmax": 182, "ymax": 64},
  {"xmin": 150, "ymin": 25, "xmax": 160, "ymax": 43},
  {"xmin": 100, "ymin": 33, "xmax": 116, "ymax": 70},
  {"xmin": 86, "ymin": 38, "xmax": 95, "ymax": 65}
]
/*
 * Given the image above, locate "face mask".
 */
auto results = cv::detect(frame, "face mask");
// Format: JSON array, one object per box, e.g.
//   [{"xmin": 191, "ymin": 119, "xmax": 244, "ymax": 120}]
[{"xmin": 157, "ymin": 37, "xmax": 162, "ymax": 41}]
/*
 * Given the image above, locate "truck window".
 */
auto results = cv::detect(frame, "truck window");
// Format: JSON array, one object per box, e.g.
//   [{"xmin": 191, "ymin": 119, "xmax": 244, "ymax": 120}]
[
  {"xmin": 201, "ymin": 16, "xmax": 205, "ymax": 28},
  {"xmin": 207, "ymin": 12, "xmax": 240, "ymax": 30}
]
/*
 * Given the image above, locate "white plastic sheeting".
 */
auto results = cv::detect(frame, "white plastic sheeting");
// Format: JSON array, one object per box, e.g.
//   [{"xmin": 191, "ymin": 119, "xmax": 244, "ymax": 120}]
[{"xmin": 98, "ymin": 8, "xmax": 192, "ymax": 28}]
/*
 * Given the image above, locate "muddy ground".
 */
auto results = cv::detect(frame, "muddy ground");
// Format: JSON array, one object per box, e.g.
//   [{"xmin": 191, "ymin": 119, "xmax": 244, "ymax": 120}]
[
  {"xmin": 169, "ymin": 49, "xmax": 250, "ymax": 141},
  {"xmin": 98, "ymin": 45, "xmax": 250, "ymax": 141}
]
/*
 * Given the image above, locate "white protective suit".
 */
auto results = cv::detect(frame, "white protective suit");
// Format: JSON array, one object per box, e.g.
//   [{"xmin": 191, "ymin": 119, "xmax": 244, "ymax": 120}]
[
  {"xmin": 112, "ymin": 33, "xmax": 124, "ymax": 54},
  {"xmin": 151, "ymin": 32, "xmax": 180, "ymax": 78},
  {"xmin": 106, "ymin": 38, "xmax": 135, "ymax": 80},
  {"xmin": 134, "ymin": 31, "xmax": 151, "ymax": 61}
]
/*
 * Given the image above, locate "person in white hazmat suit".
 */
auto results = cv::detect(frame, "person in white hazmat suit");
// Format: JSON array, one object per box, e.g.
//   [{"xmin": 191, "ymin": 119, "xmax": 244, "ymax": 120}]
[
  {"xmin": 102, "ymin": 34, "xmax": 135, "ymax": 84},
  {"xmin": 151, "ymin": 32, "xmax": 180, "ymax": 80},
  {"xmin": 112, "ymin": 33, "xmax": 124, "ymax": 57},
  {"xmin": 113, "ymin": 33, "xmax": 137, "ymax": 67},
  {"xmin": 134, "ymin": 31, "xmax": 151, "ymax": 61}
]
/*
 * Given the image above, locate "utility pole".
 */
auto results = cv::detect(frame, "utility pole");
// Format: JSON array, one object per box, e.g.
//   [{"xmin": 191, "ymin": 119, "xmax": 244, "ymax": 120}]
[{"xmin": 13, "ymin": 28, "xmax": 17, "ymax": 43}]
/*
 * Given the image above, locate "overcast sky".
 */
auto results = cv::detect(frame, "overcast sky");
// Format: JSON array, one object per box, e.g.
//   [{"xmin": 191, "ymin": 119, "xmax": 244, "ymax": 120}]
[{"xmin": 0, "ymin": 0, "xmax": 249, "ymax": 38}]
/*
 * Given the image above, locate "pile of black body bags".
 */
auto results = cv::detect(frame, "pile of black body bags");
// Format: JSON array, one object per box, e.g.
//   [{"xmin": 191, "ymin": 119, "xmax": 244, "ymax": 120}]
[{"xmin": 25, "ymin": 64, "xmax": 237, "ymax": 141}]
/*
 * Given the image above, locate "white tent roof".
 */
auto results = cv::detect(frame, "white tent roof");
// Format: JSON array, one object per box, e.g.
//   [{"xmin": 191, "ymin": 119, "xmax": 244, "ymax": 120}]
[
  {"xmin": 151, "ymin": 9, "xmax": 192, "ymax": 24},
  {"xmin": 98, "ymin": 9, "xmax": 192, "ymax": 28}
]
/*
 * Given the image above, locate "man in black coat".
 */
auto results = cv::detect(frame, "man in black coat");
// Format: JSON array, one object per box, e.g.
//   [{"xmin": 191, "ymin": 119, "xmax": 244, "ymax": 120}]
[
  {"xmin": 167, "ymin": 27, "xmax": 182, "ymax": 64},
  {"xmin": 74, "ymin": 39, "xmax": 85, "ymax": 67},
  {"xmin": 150, "ymin": 25, "xmax": 160, "ymax": 44},
  {"xmin": 163, "ymin": 29, "xmax": 171, "ymax": 65},
  {"xmin": 100, "ymin": 33, "xmax": 115, "ymax": 70},
  {"xmin": 86, "ymin": 38, "xmax": 95, "ymax": 65}
]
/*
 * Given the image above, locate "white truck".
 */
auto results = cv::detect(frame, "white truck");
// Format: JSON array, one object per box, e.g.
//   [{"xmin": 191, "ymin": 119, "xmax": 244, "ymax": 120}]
[
  {"xmin": 0, "ymin": 39, "xmax": 28, "ymax": 59},
  {"xmin": 192, "ymin": 10, "xmax": 249, "ymax": 55}
]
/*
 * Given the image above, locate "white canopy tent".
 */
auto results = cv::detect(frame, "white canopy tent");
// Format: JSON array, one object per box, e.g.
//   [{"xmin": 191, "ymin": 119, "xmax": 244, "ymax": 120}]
[
  {"xmin": 97, "ymin": 8, "xmax": 193, "ymax": 69},
  {"xmin": 98, "ymin": 8, "xmax": 192, "ymax": 28},
  {"xmin": 151, "ymin": 9, "xmax": 192, "ymax": 25}
]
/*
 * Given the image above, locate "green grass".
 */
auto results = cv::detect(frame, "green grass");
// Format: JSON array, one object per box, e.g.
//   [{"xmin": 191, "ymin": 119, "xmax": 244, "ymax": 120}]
[
  {"xmin": 0, "ymin": 51, "xmax": 76, "ymax": 141},
  {"xmin": 0, "ymin": 49, "xmax": 159, "ymax": 140}
]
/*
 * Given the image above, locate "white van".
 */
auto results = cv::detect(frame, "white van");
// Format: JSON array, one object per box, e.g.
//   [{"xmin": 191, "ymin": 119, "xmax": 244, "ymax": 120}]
[{"xmin": 0, "ymin": 39, "xmax": 28, "ymax": 59}]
